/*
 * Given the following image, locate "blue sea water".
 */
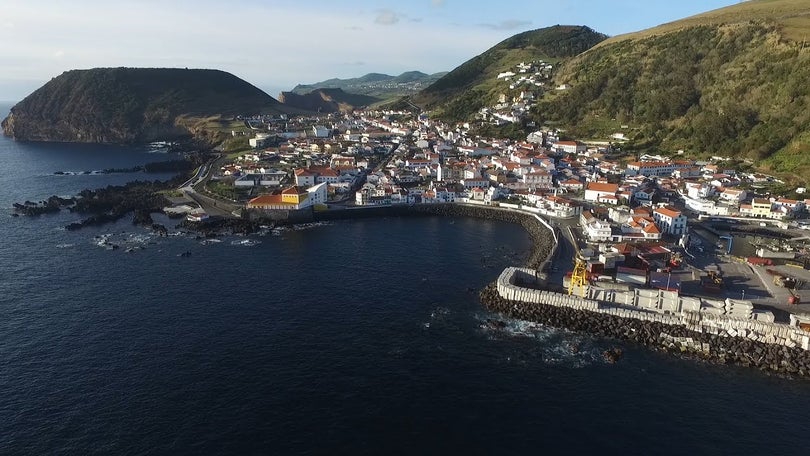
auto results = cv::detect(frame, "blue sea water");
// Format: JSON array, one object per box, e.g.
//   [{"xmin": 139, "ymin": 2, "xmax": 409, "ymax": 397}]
[{"xmin": 1, "ymin": 103, "xmax": 810, "ymax": 455}]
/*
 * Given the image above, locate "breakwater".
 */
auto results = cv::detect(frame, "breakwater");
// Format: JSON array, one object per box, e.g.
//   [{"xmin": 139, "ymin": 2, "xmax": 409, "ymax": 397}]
[{"xmin": 482, "ymin": 267, "xmax": 810, "ymax": 378}]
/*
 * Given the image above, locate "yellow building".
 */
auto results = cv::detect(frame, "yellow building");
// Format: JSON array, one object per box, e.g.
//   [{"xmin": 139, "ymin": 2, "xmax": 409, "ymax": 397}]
[
  {"xmin": 750, "ymin": 198, "xmax": 772, "ymax": 218},
  {"xmin": 247, "ymin": 186, "xmax": 310, "ymax": 210}
]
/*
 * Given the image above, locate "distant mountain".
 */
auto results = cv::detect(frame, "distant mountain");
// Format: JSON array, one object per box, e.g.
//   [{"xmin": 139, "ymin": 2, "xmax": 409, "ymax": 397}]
[
  {"xmin": 410, "ymin": 25, "xmax": 608, "ymax": 121},
  {"xmin": 290, "ymin": 71, "xmax": 447, "ymax": 99},
  {"xmin": 278, "ymin": 88, "xmax": 380, "ymax": 113},
  {"xmin": 1, "ymin": 67, "xmax": 291, "ymax": 145},
  {"xmin": 535, "ymin": 0, "xmax": 810, "ymax": 180}
]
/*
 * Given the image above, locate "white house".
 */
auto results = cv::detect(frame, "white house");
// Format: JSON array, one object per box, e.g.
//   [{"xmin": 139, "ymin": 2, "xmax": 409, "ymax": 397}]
[
  {"xmin": 294, "ymin": 169, "xmax": 317, "ymax": 187},
  {"xmin": 580, "ymin": 210, "xmax": 612, "ymax": 242},
  {"xmin": 555, "ymin": 140, "xmax": 586, "ymax": 155},
  {"xmin": 719, "ymin": 188, "xmax": 746, "ymax": 203},
  {"xmin": 584, "ymin": 182, "xmax": 619, "ymax": 203},
  {"xmin": 653, "ymin": 206, "xmax": 687, "ymax": 235},
  {"xmin": 522, "ymin": 171, "xmax": 553, "ymax": 190},
  {"xmin": 312, "ymin": 125, "xmax": 330, "ymax": 138},
  {"xmin": 684, "ymin": 182, "xmax": 714, "ymax": 199},
  {"xmin": 461, "ymin": 178, "xmax": 490, "ymax": 190},
  {"xmin": 626, "ymin": 161, "xmax": 674, "ymax": 177},
  {"xmin": 307, "ymin": 182, "xmax": 328, "ymax": 206}
]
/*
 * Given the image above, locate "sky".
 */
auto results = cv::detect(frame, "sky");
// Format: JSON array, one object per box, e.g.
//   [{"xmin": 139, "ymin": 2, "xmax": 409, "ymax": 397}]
[{"xmin": 0, "ymin": 0, "xmax": 741, "ymax": 101}]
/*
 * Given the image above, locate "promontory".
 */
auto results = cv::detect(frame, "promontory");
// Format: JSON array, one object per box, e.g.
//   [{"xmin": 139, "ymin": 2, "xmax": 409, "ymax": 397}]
[{"xmin": 1, "ymin": 67, "xmax": 290, "ymax": 145}]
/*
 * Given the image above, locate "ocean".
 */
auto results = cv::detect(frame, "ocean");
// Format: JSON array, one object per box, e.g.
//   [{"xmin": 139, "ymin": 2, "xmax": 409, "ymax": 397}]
[{"xmin": 1, "ymin": 103, "xmax": 810, "ymax": 455}]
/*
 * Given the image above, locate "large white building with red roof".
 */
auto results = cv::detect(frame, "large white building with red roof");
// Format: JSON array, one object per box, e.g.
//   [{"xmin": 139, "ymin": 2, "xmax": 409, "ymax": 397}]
[
  {"xmin": 584, "ymin": 182, "xmax": 619, "ymax": 203},
  {"xmin": 653, "ymin": 206, "xmax": 687, "ymax": 235}
]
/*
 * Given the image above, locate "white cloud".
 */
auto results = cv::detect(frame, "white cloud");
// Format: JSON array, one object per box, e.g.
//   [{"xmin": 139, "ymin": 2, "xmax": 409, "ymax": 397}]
[
  {"xmin": 375, "ymin": 9, "xmax": 402, "ymax": 25},
  {"xmin": 431, "ymin": 0, "xmax": 446, "ymax": 6},
  {"xmin": 53, "ymin": 50, "xmax": 65, "ymax": 58}
]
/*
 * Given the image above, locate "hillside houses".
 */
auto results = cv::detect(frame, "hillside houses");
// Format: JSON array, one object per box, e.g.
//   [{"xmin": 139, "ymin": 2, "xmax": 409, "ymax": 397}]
[{"xmin": 220, "ymin": 104, "xmax": 806, "ymax": 257}]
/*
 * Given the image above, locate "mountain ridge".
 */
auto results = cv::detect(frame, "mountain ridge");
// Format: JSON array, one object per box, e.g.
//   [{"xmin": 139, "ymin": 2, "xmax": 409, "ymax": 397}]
[{"xmin": 290, "ymin": 71, "xmax": 447, "ymax": 98}]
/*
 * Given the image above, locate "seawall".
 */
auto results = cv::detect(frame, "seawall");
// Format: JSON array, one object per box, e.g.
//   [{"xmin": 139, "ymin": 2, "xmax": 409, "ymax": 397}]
[{"xmin": 482, "ymin": 267, "xmax": 810, "ymax": 378}]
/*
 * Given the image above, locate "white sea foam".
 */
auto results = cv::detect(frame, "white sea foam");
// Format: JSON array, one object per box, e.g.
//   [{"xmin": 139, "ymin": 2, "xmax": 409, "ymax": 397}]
[
  {"xmin": 478, "ymin": 314, "xmax": 606, "ymax": 368},
  {"xmin": 230, "ymin": 239, "xmax": 260, "ymax": 247}
]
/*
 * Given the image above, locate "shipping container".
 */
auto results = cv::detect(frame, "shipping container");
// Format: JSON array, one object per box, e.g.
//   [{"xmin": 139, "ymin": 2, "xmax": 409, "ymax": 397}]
[{"xmin": 747, "ymin": 257, "xmax": 773, "ymax": 266}]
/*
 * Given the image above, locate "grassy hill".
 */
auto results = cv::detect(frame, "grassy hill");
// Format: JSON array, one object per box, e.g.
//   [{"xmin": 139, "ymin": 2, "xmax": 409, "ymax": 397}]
[
  {"xmin": 290, "ymin": 71, "xmax": 447, "ymax": 99},
  {"xmin": 1, "ymin": 67, "xmax": 292, "ymax": 145},
  {"xmin": 411, "ymin": 25, "xmax": 608, "ymax": 122},
  {"xmin": 278, "ymin": 88, "xmax": 380, "ymax": 113},
  {"xmin": 536, "ymin": 0, "xmax": 810, "ymax": 181}
]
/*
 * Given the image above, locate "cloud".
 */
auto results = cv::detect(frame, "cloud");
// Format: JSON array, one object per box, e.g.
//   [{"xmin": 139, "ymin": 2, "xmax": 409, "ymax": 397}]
[
  {"xmin": 52, "ymin": 50, "xmax": 65, "ymax": 58},
  {"xmin": 2, "ymin": 21, "xmax": 14, "ymax": 28},
  {"xmin": 375, "ymin": 9, "xmax": 402, "ymax": 25},
  {"xmin": 431, "ymin": 0, "xmax": 446, "ymax": 6},
  {"xmin": 346, "ymin": 25, "xmax": 363, "ymax": 31},
  {"xmin": 479, "ymin": 19, "xmax": 532, "ymax": 31},
  {"xmin": 343, "ymin": 61, "xmax": 366, "ymax": 66}
]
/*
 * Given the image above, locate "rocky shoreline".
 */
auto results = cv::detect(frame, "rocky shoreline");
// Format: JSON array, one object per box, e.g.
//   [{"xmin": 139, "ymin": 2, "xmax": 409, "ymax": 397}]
[{"xmin": 480, "ymin": 284, "xmax": 810, "ymax": 378}]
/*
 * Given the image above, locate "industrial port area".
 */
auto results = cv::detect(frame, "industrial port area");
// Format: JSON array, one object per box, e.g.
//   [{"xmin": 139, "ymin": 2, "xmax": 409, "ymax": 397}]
[{"xmin": 547, "ymin": 217, "xmax": 810, "ymax": 329}]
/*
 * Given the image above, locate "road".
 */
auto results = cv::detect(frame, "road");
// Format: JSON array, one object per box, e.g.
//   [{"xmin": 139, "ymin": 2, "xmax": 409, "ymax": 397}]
[
  {"xmin": 179, "ymin": 154, "xmax": 241, "ymax": 218},
  {"xmin": 684, "ymin": 225, "xmax": 810, "ymax": 316},
  {"xmin": 543, "ymin": 218, "xmax": 578, "ymax": 287}
]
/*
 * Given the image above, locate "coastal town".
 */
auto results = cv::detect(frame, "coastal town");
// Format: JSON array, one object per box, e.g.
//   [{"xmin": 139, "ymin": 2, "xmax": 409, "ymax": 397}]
[{"xmin": 158, "ymin": 63, "xmax": 810, "ymax": 359}]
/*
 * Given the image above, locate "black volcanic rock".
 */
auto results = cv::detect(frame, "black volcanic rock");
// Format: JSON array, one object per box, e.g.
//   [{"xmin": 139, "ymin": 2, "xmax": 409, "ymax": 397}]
[{"xmin": 2, "ymin": 67, "xmax": 288, "ymax": 144}]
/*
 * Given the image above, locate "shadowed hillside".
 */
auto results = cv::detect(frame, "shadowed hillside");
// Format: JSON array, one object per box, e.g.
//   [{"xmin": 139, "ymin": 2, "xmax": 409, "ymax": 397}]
[
  {"xmin": 279, "ymin": 88, "xmax": 380, "ymax": 113},
  {"xmin": 2, "ymin": 67, "xmax": 290, "ymax": 145}
]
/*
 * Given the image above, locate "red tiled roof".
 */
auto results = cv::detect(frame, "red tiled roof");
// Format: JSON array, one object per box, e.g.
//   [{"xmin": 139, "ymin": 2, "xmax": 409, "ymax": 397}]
[
  {"xmin": 586, "ymin": 182, "xmax": 619, "ymax": 193},
  {"xmin": 654, "ymin": 206, "xmax": 682, "ymax": 218},
  {"xmin": 643, "ymin": 224, "xmax": 661, "ymax": 234}
]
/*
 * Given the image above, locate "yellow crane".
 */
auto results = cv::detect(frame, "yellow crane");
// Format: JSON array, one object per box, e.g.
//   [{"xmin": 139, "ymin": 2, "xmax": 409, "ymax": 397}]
[
  {"xmin": 566, "ymin": 226, "xmax": 588, "ymax": 297},
  {"xmin": 568, "ymin": 257, "xmax": 588, "ymax": 297}
]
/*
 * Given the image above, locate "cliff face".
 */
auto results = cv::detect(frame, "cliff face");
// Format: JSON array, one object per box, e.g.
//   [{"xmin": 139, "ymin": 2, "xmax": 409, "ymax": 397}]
[{"xmin": 2, "ymin": 67, "xmax": 288, "ymax": 144}]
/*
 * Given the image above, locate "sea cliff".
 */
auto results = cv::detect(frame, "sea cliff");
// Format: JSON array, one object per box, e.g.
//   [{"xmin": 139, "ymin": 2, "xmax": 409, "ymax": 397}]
[{"xmin": 2, "ymin": 67, "xmax": 286, "ymax": 144}]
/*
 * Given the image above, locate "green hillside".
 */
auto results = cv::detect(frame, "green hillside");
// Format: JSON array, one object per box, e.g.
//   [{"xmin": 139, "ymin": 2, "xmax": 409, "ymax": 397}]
[
  {"xmin": 412, "ymin": 25, "xmax": 608, "ymax": 122},
  {"xmin": 536, "ymin": 0, "xmax": 810, "ymax": 181},
  {"xmin": 1, "ymin": 67, "xmax": 290, "ymax": 145},
  {"xmin": 290, "ymin": 71, "xmax": 446, "ymax": 99}
]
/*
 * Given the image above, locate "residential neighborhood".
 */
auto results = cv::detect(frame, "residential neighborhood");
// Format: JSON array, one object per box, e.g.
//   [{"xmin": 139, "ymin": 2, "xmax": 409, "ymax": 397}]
[{"xmin": 174, "ymin": 74, "xmax": 810, "ymax": 315}]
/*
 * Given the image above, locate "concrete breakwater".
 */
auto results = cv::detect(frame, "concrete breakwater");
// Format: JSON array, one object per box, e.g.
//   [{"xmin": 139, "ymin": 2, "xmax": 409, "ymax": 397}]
[{"xmin": 481, "ymin": 268, "xmax": 810, "ymax": 378}]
